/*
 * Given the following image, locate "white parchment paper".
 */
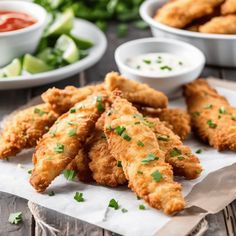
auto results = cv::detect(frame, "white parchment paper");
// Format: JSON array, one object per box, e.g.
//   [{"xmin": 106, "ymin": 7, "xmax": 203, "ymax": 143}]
[{"xmin": 0, "ymin": 86, "xmax": 236, "ymax": 236}]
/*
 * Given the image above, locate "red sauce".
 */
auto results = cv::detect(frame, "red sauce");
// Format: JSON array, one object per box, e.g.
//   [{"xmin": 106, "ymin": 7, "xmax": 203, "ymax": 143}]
[{"xmin": 0, "ymin": 11, "xmax": 37, "ymax": 32}]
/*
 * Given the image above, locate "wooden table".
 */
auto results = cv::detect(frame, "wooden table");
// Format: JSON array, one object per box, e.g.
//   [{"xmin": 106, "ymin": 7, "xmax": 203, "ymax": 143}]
[{"xmin": 1, "ymin": 24, "xmax": 236, "ymax": 236}]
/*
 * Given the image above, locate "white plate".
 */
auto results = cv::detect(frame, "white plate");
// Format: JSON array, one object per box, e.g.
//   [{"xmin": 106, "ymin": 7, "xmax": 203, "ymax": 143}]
[{"xmin": 0, "ymin": 18, "xmax": 107, "ymax": 90}]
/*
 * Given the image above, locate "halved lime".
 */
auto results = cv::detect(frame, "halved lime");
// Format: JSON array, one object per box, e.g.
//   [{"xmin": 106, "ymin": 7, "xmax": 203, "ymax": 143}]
[
  {"xmin": 37, "ymin": 48, "xmax": 53, "ymax": 61},
  {"xmin": 23, "ymin": 54, "xmax": 52, "ymax": 74},
  {"xmin": 55, "ymin": 34, "xmax": 79, "ymax": 64},
  {"xmin": 69, "ymin": 33, "xmax": 93, "ymax": 50},
  {"xmin": 2, "ymin": 58, "xmax": 22, "ymax": 77},
  {"xmin": 46, "ymin": 9, "xmax": 74, "ymax": 36}
]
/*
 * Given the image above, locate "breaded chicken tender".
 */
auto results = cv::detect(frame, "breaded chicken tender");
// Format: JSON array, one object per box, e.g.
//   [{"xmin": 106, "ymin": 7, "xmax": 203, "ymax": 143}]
[
  {"xmin": 0, "ymin": 104, "xmax": 59, "ymax": 159},
  {"xmin": 199, "ymin": 15, "xmax": 236, "ymax": 34},
  {"xmin": 105, "ymin": 95, "xmax": 185, "ymax": 215},
  {"xmin": 221, "ymin": 0, "xmax": 236, "ymax": 15},
  {"xmin": 105, "ymin": 72, "xmax": 168, "ymax": 109},
  {"xmin": 154, "ymin": 0, "xmax": 224, "ymax": 28},
  {"xmin": 30, "ymin": 94, "xmax": 106, "ymax": 192},
  {"xmin": 139, "ymin": 108, "xmax": 191, "ymax": 140},
  {"xmin": 41, "ymin": 84, "xmax": 105, "ymax": 114},
  {"xmin": 184, "ymin": 79, "xmax": 236, "ymax": 151},
  {"xmin": 88, "ymin": 115, "xmax": 127, "ymax": 187}
]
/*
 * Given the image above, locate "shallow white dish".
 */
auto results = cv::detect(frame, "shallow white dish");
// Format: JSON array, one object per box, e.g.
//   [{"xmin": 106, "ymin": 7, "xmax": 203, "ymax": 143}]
[
  {"xmin": 115, "ymin": 38, "xmax": 205, "ymax": 96},
  {"xmin": 140, "ymin": 0, "xmax": 236, "ymax": 67},
  {"xmin": 0, "ymin": 18, "xmax": 107, "ymax": 90}
]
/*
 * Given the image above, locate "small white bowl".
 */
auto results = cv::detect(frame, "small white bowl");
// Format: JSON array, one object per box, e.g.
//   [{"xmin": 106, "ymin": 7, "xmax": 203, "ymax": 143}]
[
  {"xmin": 0, "ymin": 1, "xmax": 47, "ymax": 66},
  {"xmin": 115, "ymin": 38, "xmax": 205, "ymax": 97}
]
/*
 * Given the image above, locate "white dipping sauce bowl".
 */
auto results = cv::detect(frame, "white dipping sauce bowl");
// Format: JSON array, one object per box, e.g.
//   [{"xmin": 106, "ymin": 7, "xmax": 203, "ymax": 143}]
[
  {"xmin": 0, "ymin": 1, "xmax": 47, "ymax": 66},
  {"xmin": 115, "ymin": 38, "xmax": 205, "ymax": 97},
  {"xmin": 140, "ymin": 0, "xmax": 236, "ymax": 67}
]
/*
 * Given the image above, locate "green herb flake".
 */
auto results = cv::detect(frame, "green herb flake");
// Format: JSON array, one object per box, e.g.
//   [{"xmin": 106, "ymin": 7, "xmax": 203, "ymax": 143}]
[
  {"xmin": 137, "ymin": 140, "xmax": 144, "ymax": 147},
  {"xmin": 207, "ymin": 120, "xmax": 217, "ymax": 129},
  {"xmin": 68, "ymin": 128, "xmax": 77, "ymax": 137},
  {"xmin": 108, "ymin": 198, "xmax": 119, "ymax": 210},
  {"xmin": 178, "ymin": 156, "xmax": 185, "ymax": 161},
  {"xmin": 27, "ymin": 169, "xmax": 32, "ymax": 175},
  {"xmin": 160, "ymin": 65, "xmax": 172, "ymax": 71},
  {"xmin": 196, "ymin": 149, "xmax": 202, "ymax": 154},
  {"xmin": 63, "ymin": 170, "xmax": 76, "ymax": 181},
  {"xmin": 204, "ymin": 104, "xmax": 213, "ymax": 109},
  {"xmin": 139, "ymin": 204, "xmax": 145, "ymax": 210},
  {"xmin": 122, "ymin": 133, "xmax": 132, "ymax": 141},
  {"xmin": 117, "ymin": 161, "xmax": 122, "ymax": 167},
  {"xmin": 134, "ymin": 121, "xmax": 141, "ymax": 125},
  {"xmin": 157, "ymin": 134, "xmax": 169, "ymax": 141},
  {"xmin": 34, "ymin": 108, "xmax": 46, "ymax": 116},
  {"xmin": 219, "ymin": 106, "xmax": 226, "ymax": 114},
  {"xmin": 151, "ymin": 170, "xmax": 163, "ymax": 182},
  {"xmin": 121, "ymin": 208, "xmax": 128, "ymax": 213},
  {"xmin": 170, "ymin": 148, "xmax": 182, "ymax": 157},
  {"xmin": 137, "ymin": 170, "xmax": 143, "ymax": 175},
  {"xmin": 48, "ymin": 191, "xmax": 55, "ymax": 196},
  {"xmin": 8, "ymin": 212, "xmax": 22, "ymax": 225},
  {"xmin": 74, "ymin": 192, "xmax": 85, "ymax": 202},
  {"xmin": 141, "ymin": 153, "xmax": 158, "ymax": 164},
  {"xmin": 114, "ymin": 126, "xmax": 126, "ymax": 135},
  {"xmin": 54, "ymin": 143, "xmax": 64, "ymax": 153},
  {"xmin": 96, "ymin": 96, "xmax": 104, "ymax": 112},
  {"xmin": 143, "ymin": 59, "xmax": 151, "ymax": 64},
  {"xmin": 67, "ymin": 121, "xmax": 77, "ymax": 126},
  {"xmin": 70, "ymin": 108, "xmax": 76, "ymax": 113}
]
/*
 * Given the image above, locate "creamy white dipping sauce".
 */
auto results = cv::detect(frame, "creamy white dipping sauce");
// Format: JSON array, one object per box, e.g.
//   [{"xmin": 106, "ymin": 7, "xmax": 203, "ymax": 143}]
[{"xmin": 126, "ymin": 53, "xmax": 190, "ymax": 74}]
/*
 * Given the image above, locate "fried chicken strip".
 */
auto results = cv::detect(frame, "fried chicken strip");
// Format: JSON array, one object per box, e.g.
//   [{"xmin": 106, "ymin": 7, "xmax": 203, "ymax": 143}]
[
  {"xmin": 154, "ymin": 0, "xmax": 223, "ymax": 28},
  {"xmin": 199, "ymin": 15, "xmax": 236, "ymax": 34},
  {"xmin": 221, "ymin": 0, "xmax": 236, "ymax": 15},
  {"xmin": 105, "ymin": 95, "xmax": 185, "ymax": 215},
  {"xmin": 41, "ymin": 84, "xmax": 105, "ymax": 114},
  {"xmin": 30, "ymin": 94, "xmax": 106, "ymax": 192},
  {"xmin": 105, "ymin": 72, "xmax": 168, "ymax": 109},
  {"xmin": 184, "ymin": 79, "xmax": 236, "ymax": 151},
  {"xmin": 0, "ymin": 104, "xmax": 59, "ymax": 159},
  {"xmin": 139, "ymin": 107, "xmax": 191, "ymax": 140}
]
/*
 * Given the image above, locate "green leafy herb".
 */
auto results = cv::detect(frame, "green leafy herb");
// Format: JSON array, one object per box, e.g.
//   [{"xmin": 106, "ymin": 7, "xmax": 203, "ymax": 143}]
[
  {"xmin": 178, "ymin": 156, "xmax": 185, "ymax": 161},
  {"xmin": 70, "ymin": 108, "xmax": 76, "ymax": 113},
  {"xmin": 121, "ymin": 208, "xmax": 128, "ymax": 213},
  {"xmin": 63, "ymin": 170, "xmax": 76, "ymax": 181},
  {"xmin": 170, "ymin": 148, "xmax": 182, "ymax": 157},
  {"xmin": 8, "ymin": 212, "xmax": 22, "ymax": 225},
  {"xmin": 114, "ymin": 126, "xmax": 126, "ymax": 135},
  {"xmin": 108, "ymin": 198, "xmax": 119, "ymax": 210},
  {"xmin": 219, "ymin": 106, "xmax": 226, "ymax": 114},
  {"xmin": 139, "ymin": 204, "xmax": 145, "ymax": 210},
  {"xmin": 54, "ymin": 142, "xmax": 64, "ymax": 153},
  {"xmin": 48, "ymin": 191, "xmax": 55, "ymax": 196},
  {"xmin": 207, "ymin": 120, "xmax": 217, "ymax": 129},
  {"xmin": 160, "ymin": 65, "xmax": 172, "ymax": 71},
  {"xmin": 121, "ymin": 133, "xmax": 131, "ymax": 141},
  {"xmin": 143, "ymin": 59, "xmax": 151, "ymax": 64},
  {"xmin": 96, "ymin": 96, "xmax": 104, "ymax": 112},
  {"xmin": 151, "ymin": 170, "xmax": 163, "ymax": 182},
  {"xmin": 196, "ymin": 149, "xmax": 202, "ymax": 154},
  {"xmin": 28, "ymin": 169, "xmax": 32, "ymax": 174},
  {"xmin": 74, "ymin": 192, "xmax": 85, "ymax": 202},
  {"xmin": 117, "ymin": 161, "xmax": 122, "ymax": 167},
  {"xmin": 141, "ymin": 153, "xmax": 158, "ymax": 164},
  {"xmin": 157, "ymin": 134, "xmax": 169, "ymax": 141},
  {"xmin": 204, "ymin": 104, "xmax": 213, "ymax": 109},
  {"xmin": 34, "ymin": 108, "xmax": 46, "ymax": 116},
  {"xmin": 68, "ymin": 128, "xmax": 77, "ymax": 137},
  {"xmin": 117, "ymin": 23, "xmax": 128, "ymax": 37},
  {"xmin": 137, "ymin": 140, "xmax": 144, "ymax": 147}
]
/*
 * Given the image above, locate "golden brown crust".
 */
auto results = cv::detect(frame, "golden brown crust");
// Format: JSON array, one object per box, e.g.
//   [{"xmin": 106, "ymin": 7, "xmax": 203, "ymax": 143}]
[
  {"xmin": 184, "ymin": 79, "xmax": 236, "ymax": 151},
  {"xmin": 221, "ymin": 0, "xmax": 236, "ymax": 15},
  {"xmin": 154, "ymin": 0, "xmax": 223, "ymax": 28},
  {"xmin": 105, "ymin": 95, "xmax": 185, "ymax": 215},
  {"xmin": 0, "ymin": 104, "xmax": 59, "ymax": 159}
]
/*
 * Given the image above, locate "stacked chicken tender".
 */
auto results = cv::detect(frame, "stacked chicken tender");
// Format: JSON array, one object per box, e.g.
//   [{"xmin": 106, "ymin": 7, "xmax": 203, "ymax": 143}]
[
  {"xmin": 154, "ymin": 0, "xmax": 236, "ymax": 34},
  {"xmin": 0, "ymin": 72, "xmax": 203, "ymax": 215}
]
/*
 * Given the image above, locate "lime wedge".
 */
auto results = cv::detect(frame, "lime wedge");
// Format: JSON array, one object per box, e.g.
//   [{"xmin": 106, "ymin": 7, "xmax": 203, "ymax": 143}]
[
  {"xmin": 23, "ymin": 54, "xmax": 52, "ymax": 74},
  {"xmin": 2, "ymin": 59, "xmax": 21, "ymax": 77},
  {"xmin": 37, "ymin": 48, "xmax": 53, "ymax": 61},
  {"xmin": 46, "ymin": 10, "xmax": 74, "ymax": 36},
  {"xmin": 55, "ymin": 34, "xmax": 79, "ymax": 63},
  {"xmin": 69, "ymin": 33, "xmax": 94, "ymax": 50}
]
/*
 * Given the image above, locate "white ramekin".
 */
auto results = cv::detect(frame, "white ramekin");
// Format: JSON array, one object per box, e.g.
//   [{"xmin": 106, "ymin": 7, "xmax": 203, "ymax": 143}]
[
  {"xmin": 115, "ymin": 38, "xmax": 205, "ymax": 97},
  {"xmin": 140, "ymin": 0, "xmax": 236, "ymax": 67},
  {"xmin": 0, "ymin": 1, "xmax": 47, "ymax": 66}
]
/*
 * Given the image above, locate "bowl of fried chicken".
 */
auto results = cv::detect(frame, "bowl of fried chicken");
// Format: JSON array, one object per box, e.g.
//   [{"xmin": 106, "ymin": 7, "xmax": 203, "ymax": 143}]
[{"xmin": 140, "ymin": 0, "xmax": 236, "ymax": 67}]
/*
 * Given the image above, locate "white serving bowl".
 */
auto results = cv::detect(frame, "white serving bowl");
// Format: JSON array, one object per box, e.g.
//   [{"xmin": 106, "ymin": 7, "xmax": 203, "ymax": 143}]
[
  {"xmin": 0, "ymin": 1, "xmax": 47, "ymax": 66},
  {"xmin": 140, "ymin": 0, "xmax": 236, "ymax": 67},
  {"xmin": 115, "ymin": 38, "xmax": 205, "ymax": 97}
]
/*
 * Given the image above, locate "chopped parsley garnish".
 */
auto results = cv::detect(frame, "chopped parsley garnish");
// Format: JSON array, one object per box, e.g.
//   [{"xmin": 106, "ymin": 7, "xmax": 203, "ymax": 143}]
[
  {"xmin": 143, "ymin": 120, "xmax": 155, "ymax": 128},
  {"xmin": 34, "ymin": 108, "xmax": 46, "ymax": 116},
  {"xmin": 170, "ymin": 148, "xmax": 182, "ymax": 157},
  {"xmin": 8, "ymin": 212, "xmax": 22, "ymax": 225},
  {"xmin": 54, "ymin": 143, "xmax": 64, "ymax": 153},
  {"xmin": 74, "ymin": 192, "xmax": 85, "ymax": 202},
  {"xmin": 139, "ymin": 204, "xmax": 145, "ymax": 210},
  {"xmin": 121, "ymin": 133, "xmax": 131, "ymax": 141},
  {"xmin": 192, "ymin": 111, "xmax": 200, "ymax": 117},
  {"xmin": 137, "ymin": 170, "xmax": 143, "ymax": 175},
  {"xmin": 68, "ymin": 128, "xmax": 77, "ymax": 137},
  {"xmin": 27, "ymin": 169, "xmax": 32, "ymax": 174},
  {"xmin": 137, "ymin": 140, "xmax": 144, "ymax": 147},
  {"xmin": 67, "ymin": 121, "xmax": 77, "ymax": 126},
  {"xmin": 157, "ymin": 134, "xmax": 169, "ymax": 141},
  {"xmin": 96, "ymin": 96, "xmax": 104, "ymax": 112},
  {"xmin": 207, "ymin": 120, "xmax": 217, "ymax": 129},
  {"xmin": 160, "ymin": 65, "xmax": 172, "ymax": 71},
  {"xmin": 178, "ymin": 156, "xmax": 185, "ymax": 161},
  {"xmin": 70, "ymin": 108, "xmax": 76, "ymax": 113},
  {"xmin": 219, "ymin": 106, "xmax": 226, "ymax": 114},
  {"xmin": 143, "ymin": 59, "xmax": 151, "ymax": 64},
  {"xmin": 121, "ymin": 208, "xmax": 128, "ymax": 213},
  {"xmin": 151, "ymin": 170, "xmax": 163, "ymax": 182},
  {"xmin": 108, "ymin": 198, "xmax": 119, "ymax": 210},
  {"xmin": 63, "ymin": 170, "xmax": 76, "ymax": 181},
  {"xmin": 204, "ymin": 104, "xmax": 213, "ymax": 109},
  {"xmin": 196, "ymin": 149, "xmax": 202, "ymax": 154},
  {"xmin": 232, "ymin": 114, "xmax": 236, "ymax": 121},
  {"xmin": 141, "ymin": 153, "xmax": 158, "ymax": 164},
  {"xmin": 117, "ymin": 161, "xmax": 122, "ymax": 167},
  {"xmin": 48, "ymin": 191, "xmax": 55, "ymax": 196},
  {"xmin": 114, "ymin": 126, "xmax": 126, "ymax": 135}
]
